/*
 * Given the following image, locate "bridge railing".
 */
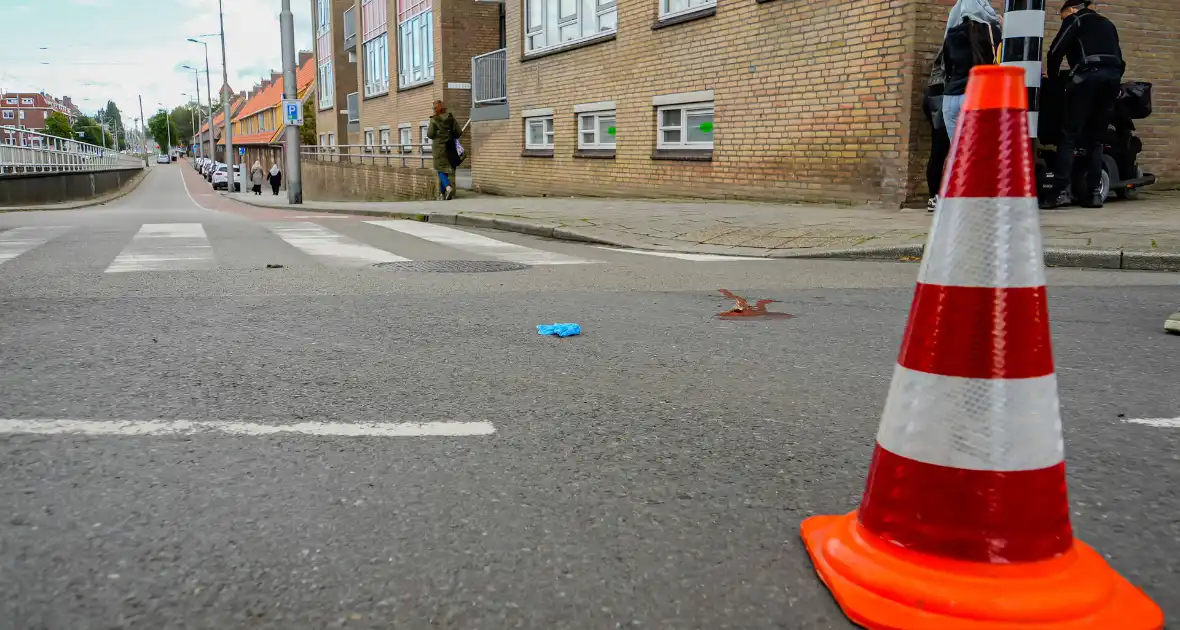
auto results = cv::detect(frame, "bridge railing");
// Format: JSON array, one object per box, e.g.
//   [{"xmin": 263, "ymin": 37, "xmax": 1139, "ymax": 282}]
[{"xmin": 0, "ymin": 126, "xmax": 144, "ymax": 175}]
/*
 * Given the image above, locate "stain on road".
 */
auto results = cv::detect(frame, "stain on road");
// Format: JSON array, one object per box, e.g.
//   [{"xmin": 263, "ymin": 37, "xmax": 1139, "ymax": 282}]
[{"xmin": 717, "ymin": 289, "xmax": 794, "ymax": 319}]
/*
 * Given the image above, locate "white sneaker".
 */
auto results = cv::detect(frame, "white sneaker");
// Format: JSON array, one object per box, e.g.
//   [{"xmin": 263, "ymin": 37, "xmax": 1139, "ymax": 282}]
[
  {"xmin": 1167, "ymin": 309, "xmax": 1180, "ymax": 335},
  {"xmin": 444, "ymin": 185, "xmax": 454, "ymax": 200},
  {"xmin": 927, "ymin": 195, "xmax": 938, "ymax": 212}
]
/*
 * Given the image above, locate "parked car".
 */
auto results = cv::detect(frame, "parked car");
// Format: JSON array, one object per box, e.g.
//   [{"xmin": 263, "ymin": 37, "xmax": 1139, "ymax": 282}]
[
  {"xmin": 211, "ymin": 164, "xmax": 241, "ymax": 191},
  {"xmin": 204, "ymin": 160, "xmax": 220, "ymax": 181},
  {"xmin": 156, "ymin": 153, "xmax": 170, "ymax": 164}
]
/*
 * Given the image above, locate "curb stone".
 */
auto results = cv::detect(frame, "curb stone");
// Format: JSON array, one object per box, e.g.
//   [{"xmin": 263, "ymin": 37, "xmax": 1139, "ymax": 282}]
[
  {"xmin": 0, "ymin": 167, "xmax": 150, "ymax": 213},
  {"xmin": 214, "ymin": 196, "xmax": 1180, "ymax": 271}
]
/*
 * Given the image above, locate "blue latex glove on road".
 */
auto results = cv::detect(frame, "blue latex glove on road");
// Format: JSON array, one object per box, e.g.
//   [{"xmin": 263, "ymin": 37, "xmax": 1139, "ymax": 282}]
[{"xmin": 537, "ymin": 323, "xmax": 581, "ymax": 337}]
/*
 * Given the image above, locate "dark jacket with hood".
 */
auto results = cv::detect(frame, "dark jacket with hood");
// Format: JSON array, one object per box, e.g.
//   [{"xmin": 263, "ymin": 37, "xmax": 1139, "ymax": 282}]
[
  {"xmin": 943, "ymin": 18, "xmax": 1001, "ymax": 96},
  {"xmin": 1047, "ymin": 8, "xmax": 1124, "ymax": 79}
]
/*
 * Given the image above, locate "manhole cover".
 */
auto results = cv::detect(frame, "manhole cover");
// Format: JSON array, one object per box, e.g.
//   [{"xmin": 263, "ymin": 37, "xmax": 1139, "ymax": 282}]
[{"xmin": 373, "ymin": 260, "xmax": 530, "ymax": 273}]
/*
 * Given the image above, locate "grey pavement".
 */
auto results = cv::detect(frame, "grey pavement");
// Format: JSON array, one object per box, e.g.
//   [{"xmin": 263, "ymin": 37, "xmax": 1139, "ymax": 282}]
[
  {"xmin": 1, "ymin": 163, "xmax": 1178, "ymax": 629},
  {"xmin": 222, "ymin": 187, "xmax": 1180, "ymax": 270}
]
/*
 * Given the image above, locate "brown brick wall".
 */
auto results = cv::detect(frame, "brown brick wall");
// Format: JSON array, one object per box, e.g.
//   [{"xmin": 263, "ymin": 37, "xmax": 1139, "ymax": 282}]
[
  {"xmin": 907, "ymin": 0, "xmax": 1180, "ymax": 200},
  {"xmin": 303, "ymin": 159, "xmax": 438, "ymax": 200},
  {"xmin": 472, "ymin": 0, "xmax": 918, "ymax": 205}
]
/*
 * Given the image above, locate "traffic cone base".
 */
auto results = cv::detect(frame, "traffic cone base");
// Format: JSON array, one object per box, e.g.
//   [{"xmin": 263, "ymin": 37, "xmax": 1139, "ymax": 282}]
[{"xmin": 801, "ymin": 511, "xmax": 1164, "ymax": 630}]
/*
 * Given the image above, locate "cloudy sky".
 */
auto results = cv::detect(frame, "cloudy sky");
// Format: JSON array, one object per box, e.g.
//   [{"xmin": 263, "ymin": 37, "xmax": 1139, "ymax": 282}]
[{"xmin": 0, "ymin": 0, "xmax": 312, "ymax": 127}]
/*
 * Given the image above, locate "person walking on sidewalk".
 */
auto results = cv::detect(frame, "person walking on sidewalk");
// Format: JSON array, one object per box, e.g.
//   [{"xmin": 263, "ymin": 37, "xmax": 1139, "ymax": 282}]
[
  {"xmin": 940, "ymin": 0, "xmax": 1002, "ymax": 142},
  {"xmin": 268, "ymin": 162, "xmax": 282, "ymax": 196},
  {"xmin": 427, "ymin": 100, "xmax": 461, "ymax": 201},
  {"xmin": 250, "ymin": 160, "xmax": 265, "ymax": 196},
  {"xmin": 924, "ymin": 47, "xmax": 950, "ymax": 212}
]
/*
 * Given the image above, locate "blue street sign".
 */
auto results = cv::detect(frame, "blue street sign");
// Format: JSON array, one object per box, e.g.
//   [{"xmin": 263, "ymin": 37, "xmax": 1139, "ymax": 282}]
[
  {"xmin": 282, "ymin": 99, "xmax": 303, "ymax": 126},
  {"xmin": 239, "ymin": 147, "xmax": 245, "ymax": 156}
]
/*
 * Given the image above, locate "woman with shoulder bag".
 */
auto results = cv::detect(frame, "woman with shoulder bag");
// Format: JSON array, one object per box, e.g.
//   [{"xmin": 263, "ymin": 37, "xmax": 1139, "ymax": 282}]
[
  {"xmin": 941, "ymin": 0, "xmax": 1002, "ymax": 142},
  {"xmin": 427, "ymin": 100, "xmax": 462, "ymax": 201}
]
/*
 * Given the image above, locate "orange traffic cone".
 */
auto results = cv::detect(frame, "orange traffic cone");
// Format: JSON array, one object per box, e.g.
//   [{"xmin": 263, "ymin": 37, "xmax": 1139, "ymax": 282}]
[{"xmin": 800, "ymin": 65, "xmax": 1164, "ymax": 630}]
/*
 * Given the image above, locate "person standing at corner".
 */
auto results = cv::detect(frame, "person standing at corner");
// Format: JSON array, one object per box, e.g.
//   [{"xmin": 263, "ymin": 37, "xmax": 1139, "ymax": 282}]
[
  {"xmin": 1041, "ymin": 0, "xmax": 1124, "ymax": 209},
  {"xmin": 427, "ymin": 100, "xmax": 461, "ymax": 201},
  {"xmin": 269, "ymin": 162, "xmax": 282, "ymax": 196},
  {"xmin": 940, "ymin": 0, "xmax": 1002, "ymax": 143},
  {"xmin": 250, "ymin": 160, "xmax": 266, "ymax": 195},
  {"xmin": 923, "ymin": 46, "xmax": 951, "ymax": 212}
]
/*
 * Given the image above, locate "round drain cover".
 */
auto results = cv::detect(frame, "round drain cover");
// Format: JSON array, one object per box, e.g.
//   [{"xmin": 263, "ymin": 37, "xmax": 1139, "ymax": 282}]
[{"xmin": 373, "ymin": 260, "xmax": 530, "ymax": 273}]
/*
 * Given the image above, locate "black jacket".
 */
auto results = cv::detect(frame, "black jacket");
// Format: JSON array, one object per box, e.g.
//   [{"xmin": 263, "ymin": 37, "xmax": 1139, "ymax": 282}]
[
  {"xmin": 1047, "ymin": 9, "xmax": 1124, "ymax": 78},
  {"xmin": 943, "ymin": 19, "xmax": 1002, "ymax": 96}
]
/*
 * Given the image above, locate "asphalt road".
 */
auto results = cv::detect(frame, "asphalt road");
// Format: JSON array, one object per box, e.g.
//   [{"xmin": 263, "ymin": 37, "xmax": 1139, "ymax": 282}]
[{"xmin": 1, "ymin": 164, "xmax": 1178, "ymax": 629}]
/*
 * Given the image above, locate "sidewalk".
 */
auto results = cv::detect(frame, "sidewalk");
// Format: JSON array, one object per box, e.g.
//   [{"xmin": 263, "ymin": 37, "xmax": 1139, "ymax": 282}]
[{"xmin": 224, "ymin": 189, "xmax": 1180, "ymax": 271}]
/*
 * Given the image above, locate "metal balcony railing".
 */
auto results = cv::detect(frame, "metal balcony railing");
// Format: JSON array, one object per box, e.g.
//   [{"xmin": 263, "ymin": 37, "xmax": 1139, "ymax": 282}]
[
  {"xmin": 301, "ymin": 144, "xmax": 430, "ymax": 169},
  {"xmin": 346, "ymin": 92, "xmax": 360, "ymax": 123},
  {"xmin": 343, "ymin": 5, "xmax": 358, "ymax": 52},
  {"xmin": 0, "ymin": 126, "xmax": 144, "ymax": 175},
  {"xmin": 472, "ymin": 48, "xmax": 507, "ymax": 105}
]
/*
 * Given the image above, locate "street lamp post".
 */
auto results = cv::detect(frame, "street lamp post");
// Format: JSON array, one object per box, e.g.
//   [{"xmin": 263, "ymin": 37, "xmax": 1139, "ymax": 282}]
[
  {"xmin": 183, "ymin": 67, "xmax": 204, "ymax": 159},
  {"xmin": 217, "ymin": 0, "xmax": 235, "ymax": 189},
  {"xmin": 186, "ymin": 39, "xmax": 215, "ymax": 164},
  {"xmin": 182, "ymin": 93, "xmax": 197, "ymax": 157}
]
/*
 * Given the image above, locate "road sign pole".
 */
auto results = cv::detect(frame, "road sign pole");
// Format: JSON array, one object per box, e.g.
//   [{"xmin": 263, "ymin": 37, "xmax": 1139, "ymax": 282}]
[{"xmin": 280, "ymin": 0, "xmax": 303, "ymax": 204}]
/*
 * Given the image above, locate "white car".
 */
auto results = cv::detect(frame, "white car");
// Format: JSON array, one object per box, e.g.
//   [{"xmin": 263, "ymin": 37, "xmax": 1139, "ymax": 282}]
[
  {"xmin": 211, "ymin": 164, "xmax": 241, "ymax": 191},
  {"xmin": 156, "ymin": 154, "xmax": 170, "ymax": 164}
]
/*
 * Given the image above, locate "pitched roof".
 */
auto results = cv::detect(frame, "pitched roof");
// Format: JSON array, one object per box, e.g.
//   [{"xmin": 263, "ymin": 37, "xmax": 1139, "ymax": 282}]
[
  {"xmin": 197, "ymin": 94, "xmax": 247, "ymax": 135},
  {"xmin": 221, "ymin": 56, "xmax": 317, "ymax": 146}
]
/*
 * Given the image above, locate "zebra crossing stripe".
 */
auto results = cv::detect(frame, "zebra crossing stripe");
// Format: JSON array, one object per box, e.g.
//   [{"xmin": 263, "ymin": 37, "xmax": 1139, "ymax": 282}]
[
  {"xmin": 0, "ymin": 226, "xmax": 71, "ymax": 266},
  {"xmin": 266, "ymin": 222, "xmax": 409, "ymax": 266},
  {"xmin": 106, "ymin": 223, "xmax": 215, "ymax": 273},
  {"xmin": 365, "ymin": 220, "xmax": 596, "ymax": 265}
]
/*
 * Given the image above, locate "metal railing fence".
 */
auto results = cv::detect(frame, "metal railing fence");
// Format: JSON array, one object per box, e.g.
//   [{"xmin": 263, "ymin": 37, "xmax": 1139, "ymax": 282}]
[
  {"xmin": 0, "ymin": 126, "xmax": 144, "ymax": 175},
  {"xmin": 301, "ymin": 144, "xmax": 431, "ymax": 169},
  {"xmin": 472, "ymin": 48, "xmax": 507, "ymax": 105}
]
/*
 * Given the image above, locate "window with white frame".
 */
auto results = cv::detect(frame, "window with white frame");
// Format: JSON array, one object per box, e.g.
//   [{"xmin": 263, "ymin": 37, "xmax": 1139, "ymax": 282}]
[
  {"xmin": 578, "ymin": 109, "xmax": 615, "ymax": 149},
  {"xmin": 316, "ymin": 0, "xmax": 331, "ymax": 35},
  {"xmin": 397, "ymin": 0, "xmax": 434, "ymax": 89},
  {"xmin": 319, "ymin": 133, "xmax": 326, "ymax": 147},
  {"xmin": 364, "ymin": 128, "xmax": 376, "ymax": 151},
  {"xmin": 1, "ymin": 111, "xmax": 12, "ymax": 120},
  {"xmin": 318, "ymin": 61, "xmax": 334, "ymax": 109},
  {"xmin": 363, "ymin": 33, "xmax": 389, "ymax": 96},
  {"xmin": 525, "ymin": 0, "xmax": 617, "ymax": 55},
  {"xmin": 660, "ymin": 0, "xmax": 715, "ymax": 19},
  {"xmin": 379, "ymin": 127, "xmax": 391, "ymax": 150},
  {"xmin": 524, "ymin": 115, "xmax": 555, "ymax": 150},
  {"xmin": 362, "ymin": 0, "xmax": 390, "ymax": 97},
  {"xmin": 327, "ymin": 132, "xmax": 335, "ymax": 146},
  {"xmin": 398, "ymin": 125, "xmax": 412, "ymax": 153},
  {"xmin": 3, "ymin": 98, "xmax": 16, "ymax": 105},
  {"xmin": 18, "ymin": 111, "xmax": 25, "ymax": 120},
  {"xmin": 657, "ymin": 102, "xmax": 713, "ymax": 149},
  {"xmin": 21, "ymin": 98, "xmax": 34, "ymax": 105},
  {"xmin": 420, "ymin": 122, "xmax": 430, "ymax": 153}
]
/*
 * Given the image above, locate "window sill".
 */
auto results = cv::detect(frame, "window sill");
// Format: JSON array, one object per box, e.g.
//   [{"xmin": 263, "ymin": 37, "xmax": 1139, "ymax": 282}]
[
  {"xmin": 363, "ymin": 89, "xmax": 390, "ymax": 100},
  {"xmin": 574, "ymin": 149, "xmax": 616, "ymax": 159},
  {"xmin": 522, "ymin": 148, "xmax": 555, "ymax": 158},
  {"xmin": 398, "ymin": 79, "xmax": 434, "ymax": 93},
  {"xmin": 317, "ymin": 105, "xmax": 334, "ymax": 112},
  {"xmin": 652, "ymin": 6, "xmax": 716, "ymax": 30},
  {"xmin": 522, "ymin": 32, "xmax": 616, "ymax": 62},
  {"xmin": 652, "ymin": 148, "xmax": 713, "ymax": 162}
]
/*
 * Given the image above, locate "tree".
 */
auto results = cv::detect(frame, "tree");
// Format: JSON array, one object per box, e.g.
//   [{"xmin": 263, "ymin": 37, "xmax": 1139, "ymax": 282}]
[
  {"xmin": 42, "ymin": 112, "xmax": 74, "ymax": 140},
  {"xmin": 102, "ymin": 101, "xmax": 126, "ymax": 148},
  {"xmin": 299, "ymin": 105, "xmax": 316, "ymax": 146},
  {"xmin": 171, "ymin": 104, "xmax": 202, "ymax": 151},
  {"xmin": 146, "ymin": 111, "xmax": 181, "ymax": 152},
  {"xmin": 73, "ymin": 114, "xmax": 115, "ymax": 148}
]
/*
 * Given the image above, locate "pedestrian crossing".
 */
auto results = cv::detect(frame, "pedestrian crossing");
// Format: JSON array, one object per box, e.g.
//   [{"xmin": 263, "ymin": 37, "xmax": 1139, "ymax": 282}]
[{"xmin": 0, "ymin": 220, "xmax": 767, "ymax": 274}]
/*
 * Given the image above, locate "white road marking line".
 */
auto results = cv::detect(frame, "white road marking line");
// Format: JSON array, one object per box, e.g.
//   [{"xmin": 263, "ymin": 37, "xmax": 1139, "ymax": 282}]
[
  {"xmin": 267, "ymin": 222, "xmax": 408, "ymax": 266},
  {"xmin": 594, "ymin": 247, "xmax": 769, "ymax": 261},
  {"xmin": 289, "ymin": 215, "xmax": 352, "ymax": 219},
  {"xmin": 0, "ymin": 226, "xmax": 72, "ymax": 266},
  {"xmin": 366, "ymin": 220, "xmax": 596, "ymax": 265},
  {"xmin": 0, "ymin": 419, "xmax": 496, "ymax": 437},
  {"xmin": 105, "ymin": 223, "xmax": 215, "ymax": 272},
  {"xmin": 1122, "ymin": 417, "xmax": 1180, "ymax": 428}
]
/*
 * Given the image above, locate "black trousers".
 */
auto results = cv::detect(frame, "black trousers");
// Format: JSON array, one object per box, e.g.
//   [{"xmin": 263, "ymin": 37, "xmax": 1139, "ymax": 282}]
[
  {"xmin": 1053, "ymin": 70, "xmax": 1121, "ymax": 195},
  {"xmin": 927, "ymin": 120, "xmax": 951, "ymax": 197}
]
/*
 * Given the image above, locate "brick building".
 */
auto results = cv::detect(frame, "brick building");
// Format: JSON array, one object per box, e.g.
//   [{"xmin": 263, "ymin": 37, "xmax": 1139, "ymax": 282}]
[
  {"xmin": 464, "ymin": 0, "xmax": 1179, "ymax": 206},
  {"xmin": 221, "ymin": 53, "xmax": 316, "ymax": 173},
  {"xmin": 1, "ymin": 91, "xmax": 83, "ymax": 135},
  {"xmin": 310, "ymin": 0, "xmax": 501, "ymax": 158}
]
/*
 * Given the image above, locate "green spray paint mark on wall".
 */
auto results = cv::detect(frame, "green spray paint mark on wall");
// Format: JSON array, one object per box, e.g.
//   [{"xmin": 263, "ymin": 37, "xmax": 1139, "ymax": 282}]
[
  {"xmin": 607, "ymin": 126, "xmax": 616, "ymax": 135},
  {"xmin": 699, "ymin": 121, "xmax": 714, "ymax": 133}
]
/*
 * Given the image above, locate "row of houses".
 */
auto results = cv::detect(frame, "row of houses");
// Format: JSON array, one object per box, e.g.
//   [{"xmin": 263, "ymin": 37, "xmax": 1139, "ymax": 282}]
[
  {"xmin": 1, "ymin": 91, "xmax": 84, "ymax": 135},
  {"xmin": 307, "ymin": 0, "xmax": 1177, "ymax": 206},
  {"xmin": 193, "ymin": 51, "xmax": 317, "ymax": 174}
]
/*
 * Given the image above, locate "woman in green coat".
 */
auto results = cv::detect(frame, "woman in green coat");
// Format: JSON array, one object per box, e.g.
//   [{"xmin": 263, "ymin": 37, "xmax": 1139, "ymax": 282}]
[{"xmin": 427, "ymin": 100, "xmax": 461, "ymax": 200}]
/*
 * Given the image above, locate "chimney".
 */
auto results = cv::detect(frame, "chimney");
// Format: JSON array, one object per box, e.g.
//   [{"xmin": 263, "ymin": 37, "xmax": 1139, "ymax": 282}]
[
  {"xmin": 298, "ymin": 50, "xmax": 313, "ymax": 66},
  {"xmin": 271, "ymin": 71, "xmax": 282, "ymax": 85}
]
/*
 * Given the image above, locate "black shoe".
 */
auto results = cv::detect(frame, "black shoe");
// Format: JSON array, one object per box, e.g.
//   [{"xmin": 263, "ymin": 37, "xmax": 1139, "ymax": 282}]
[
  {"xmin": 1039, "ymin": 190, "xmax": 1072, "ymax": 210},
  {"xmin": 1079, "ymin": 191, "xmax": 1104, "ymax": 208}
]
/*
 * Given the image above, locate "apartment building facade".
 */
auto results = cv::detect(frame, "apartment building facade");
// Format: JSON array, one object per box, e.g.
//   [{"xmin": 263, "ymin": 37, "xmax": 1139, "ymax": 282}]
[
  {"xmin": 467, "ymin": 0, "xmax": 1180, "ymax": 206},
  {"xmin": 310, "ymin": 0, "xmax": 501, "ymax": 160},
  {"xmin": 1, "ymin": 92, "xmax": 83, "ymax": 134}
]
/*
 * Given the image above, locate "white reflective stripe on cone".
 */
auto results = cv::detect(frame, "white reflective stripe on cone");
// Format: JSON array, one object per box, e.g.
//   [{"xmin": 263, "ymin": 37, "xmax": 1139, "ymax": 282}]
[
  {"xmin": 920, "ymin": 197, "xmax": 1046, "ymax": 289},
  {"xmin": 876, "ymin": 365, "xmax": 1065, "ymax": 471}
]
